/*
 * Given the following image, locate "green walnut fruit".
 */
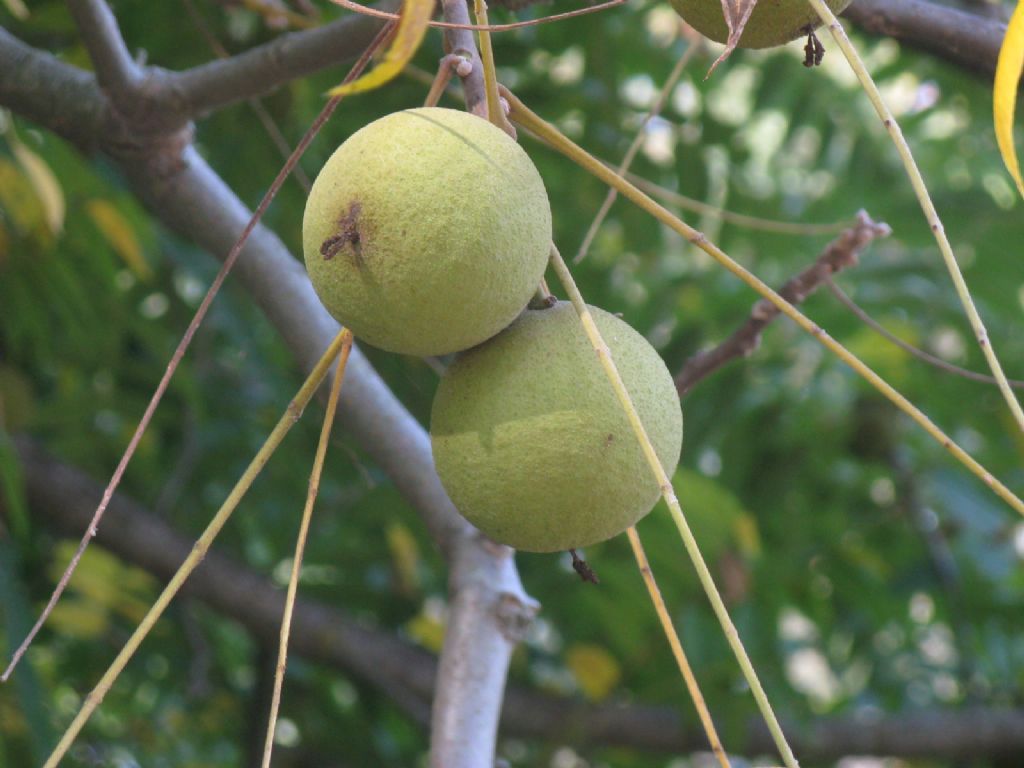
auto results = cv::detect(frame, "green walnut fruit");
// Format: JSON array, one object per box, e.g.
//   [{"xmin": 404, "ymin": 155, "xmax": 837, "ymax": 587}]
[
  {"xmin": 430, "ymin": 302, "xmax": 683, "ymax": 552},
  {"xmin": 670, "ymin": 0, "xmax": 851, "ymax": 49},
  {"xmin": 302, "ymin": 107, "xmax": 552, "ymax": 356}
]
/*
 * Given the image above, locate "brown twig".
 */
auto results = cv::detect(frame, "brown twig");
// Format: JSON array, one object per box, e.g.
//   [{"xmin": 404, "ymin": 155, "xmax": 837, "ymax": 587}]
[
  {"xmin": 675, "ymin": 211, "xmax": 891, "ymax": 396},
  {"xmin": 424, "ymin": 53, "xmax": 473, "ymax": 107}
]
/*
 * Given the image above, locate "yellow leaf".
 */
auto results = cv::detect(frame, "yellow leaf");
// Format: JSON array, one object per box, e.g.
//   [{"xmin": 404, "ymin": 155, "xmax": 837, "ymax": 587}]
[
  {"xmin": 10, "ymin": 139, "xmax": 64, "ymax": 235},
  {"xmin": 49, "ymin": 541, "xmax": 157, "ymax": 623},
  {"xmin": 845, "ymin": 318, "xmax": 918, "ymax": 389},
  {"xmin": 386, "ymin": 521, "xmax": 420, "ymax": 595},
  {"xmin": 995, "ymin": 0, "xmax": 1024, "ymax": 199},
  {"xmin": 86, "ymin": 199, "xmax": 152, "ymax": 280},
  {"xmin": 48, "ymin": 598, "xmax": 110, "ymax": 640},
  {"xmin": 327, "ymin": 0, "xmax": 431, "ymax": 97},
  {"xmin": 672, "ymin": 469, "xmax": 753, "ymax": 562},
  {"xmin": 566, "ymin": 643, "xmax": 621, "ymax": 701},
  {"xmin": 1, "ymin": 0, "xmax": 28, "ymax": 20},
  {"xmin": 732, "ymin": 512, "xmax": 761, "ymax": 558},
  {"xmin": 0, "ymin": 159, "xmax": 35, "ymax": 234},
  {"xmin": 406, "ymin": 610, "xmax": 446, "ymax": 652}
]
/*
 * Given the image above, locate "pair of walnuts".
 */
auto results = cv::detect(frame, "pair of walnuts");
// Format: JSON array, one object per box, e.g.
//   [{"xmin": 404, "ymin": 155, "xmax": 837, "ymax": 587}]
[
  {"xmin": 303, "ymin": 108, "xmax": 683, "ymax": 553},
  {"xmin": 300, "ymin": 1, "xmax": 848, "ymax": 553}
]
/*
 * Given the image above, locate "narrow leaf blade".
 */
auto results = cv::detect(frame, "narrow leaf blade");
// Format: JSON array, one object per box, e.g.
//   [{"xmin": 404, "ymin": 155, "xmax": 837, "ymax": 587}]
[
  {"xmin": 86, "ymin": 199, "xmax": 151, "ymax": 280},
  {"xmin": 11, "ymin": 140, "xmax": 64, "ymax": 235},
  {"xmin": 327, "ymin": 0, "xmax": 432, "ymax": 97},
  {"xmin": 994, "ymin": 0, "xmax": 1024, "ymax": 198}
]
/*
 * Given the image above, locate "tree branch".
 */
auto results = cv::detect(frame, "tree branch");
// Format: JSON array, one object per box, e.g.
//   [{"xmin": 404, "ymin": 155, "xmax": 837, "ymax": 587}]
[
  {"xmin": 12, "ymin": 439, "xmax": 1024, "ymax": 764},
  {"xmin": 67, "ymin": 0, "xmax": 143, "ymax": 102},
  {"xmin": 0, "ymin": 27, "xmax": 105, "ymax": 150},
  {"xmin": 440, "ymin": 0, "xmax": 487, "ymax": 117},
  {"xmin": 845, "ymin": 0, "xmax": 1007, "ymax": 77},
  {"xmin": 675, "ymin": 211, "xmax": 891, "ymax": 395},
  {"xmin": 164, "ymin": 5, "xmax": 395, "ymax": 119}
]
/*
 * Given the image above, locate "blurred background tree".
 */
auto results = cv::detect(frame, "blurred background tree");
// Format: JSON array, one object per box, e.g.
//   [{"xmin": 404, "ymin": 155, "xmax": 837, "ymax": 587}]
[{"xmin": 0, "ymin": 0, "xmax": 1022, "ymax": 766}]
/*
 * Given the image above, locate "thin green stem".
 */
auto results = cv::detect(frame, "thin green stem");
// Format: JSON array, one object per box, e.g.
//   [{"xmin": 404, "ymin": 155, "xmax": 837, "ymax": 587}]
[
  {"xmin": 505, "ymin": 90, "xmax": 1024, "ymax": 519},
  {"xmin": 261, "ymin": 329, "xmax": 353, "ymax": 768},
  {"xmin": 42, "ymin": 330, "xmax": 350, "ymax": 768},
  {"xmin": 625, "ymin": 527, "xmax": 732, "ymax": 768},
  {"xmin": 551, "ymin": 244, "xmax": 798, "ymax": 768},
  {"xmin": 625, "ymin": 171, "xmax": 852, "ymax": 236},
  {"xmin": 575, "ymin": 42, "xmax": 699, "ymax": 264},
  {"xmin": 806, "ymin": 0, "xmax": 1024, "ymax": 433}
]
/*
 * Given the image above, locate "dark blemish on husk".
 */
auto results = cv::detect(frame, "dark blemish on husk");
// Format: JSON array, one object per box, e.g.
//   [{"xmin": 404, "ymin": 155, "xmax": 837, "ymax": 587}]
[
  {"xmin": 803, "ymin": 27, "xmax": 825, "ymax": 68},
  {"xmin": 321, "ymin": 202, "xmax": 364, "ymax": 265},
  {"xmin": 570, "ymin": 549, "xmax": 600, "ymax": 584}
]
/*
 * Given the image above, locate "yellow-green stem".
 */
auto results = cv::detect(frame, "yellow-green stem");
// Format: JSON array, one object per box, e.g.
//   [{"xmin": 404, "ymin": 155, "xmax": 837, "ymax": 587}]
[
  {"xmin": 506, "ymin": 91, "xmax": 1024, "ymax": 519},
  {"xmin": 261, "ymin": 329, "xmax": 353, "ymax": 768},
  {"xmin": 43, "ymin": 330, "xmax": 350, "ymax": 768},
  {"xmin": 625, "ymin": 171, "xmax": 852, "ymax": 236},
  {"xmin": 626, "ymin": 527, "xmax": 732, "ymax": 768},
  {"xmin": 575, "ymin": 42, "xmax": 699, "ymax": 264},
  {"xmin": 550, "ymin": 244, "xmax": 799, "ymax": 768},
  {"xmin": 806, "ymin": 0, "xmax": 1024, "ymax": 433},
  {"xmin": 472, "ymin": 0, "xmax": 504, "ymax": 129}
]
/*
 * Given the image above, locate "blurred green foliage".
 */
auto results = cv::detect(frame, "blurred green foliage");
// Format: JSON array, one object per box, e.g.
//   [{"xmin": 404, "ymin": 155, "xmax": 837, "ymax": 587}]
[{"xmin": 1, "ymin": 0, "xmax": 1023, "ymax": 766}]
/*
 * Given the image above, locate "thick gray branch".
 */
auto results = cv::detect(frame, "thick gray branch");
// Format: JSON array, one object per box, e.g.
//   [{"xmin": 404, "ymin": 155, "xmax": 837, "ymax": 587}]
[
  {"xmin": 845, "ymin": 0, "xmax": 1007, "ymax": 77},
  {"xmin": 67, "ymin": 0, "xmax": 142, "ymax": 100},
  {"xmin": 164, "ymin": 6, "xmax": 393, "ymax": 119},
  {"xmin": 0, "ymin": 26, "xmax": 105, "ymax": 149},
  {"xmin": 12, "ymin": 440, "xmax": 1024, "ymax": 763},
  {"xmin": 440, "ymin": 0, "xmax": 487, "ymax": 117}
]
